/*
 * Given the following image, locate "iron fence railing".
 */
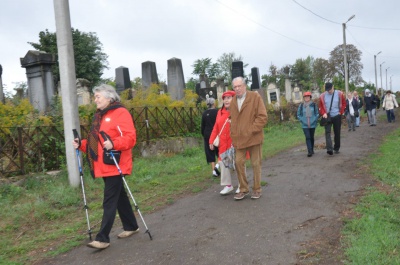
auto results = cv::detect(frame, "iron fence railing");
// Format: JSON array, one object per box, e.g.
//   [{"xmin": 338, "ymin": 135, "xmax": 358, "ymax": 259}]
[{"xmin": 0, "ymin": 107, "xmax": 204, "ymax": 178}]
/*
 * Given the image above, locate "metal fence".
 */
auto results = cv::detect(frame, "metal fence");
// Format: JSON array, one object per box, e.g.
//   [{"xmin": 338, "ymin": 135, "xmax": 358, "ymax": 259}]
[{"xmin": 0, "ymin": 106, "xmax": 204, "ymax": 178}]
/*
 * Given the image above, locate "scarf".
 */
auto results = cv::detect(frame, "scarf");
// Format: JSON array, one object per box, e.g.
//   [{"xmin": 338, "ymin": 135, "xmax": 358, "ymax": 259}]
[
  {"xmin": 87, "ymin": 101, "xmax": 124, "ymax": 178},
  {"xmin": 348, "ymin": 98, "xmax": 354, "ymax": 116},
  {"xmin": 303, "ymin": 101, "xmax": 312, "ymax": 118}
]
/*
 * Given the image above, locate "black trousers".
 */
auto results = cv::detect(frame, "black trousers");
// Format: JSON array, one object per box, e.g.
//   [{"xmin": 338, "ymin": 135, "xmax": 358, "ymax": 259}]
[
  {"xmin": 324, "ymin": 114, "xmax": 342, "ymax": 152},
  {"xmin": 96, "ymin": 175, "xmax": 139, "ymax": 243}
]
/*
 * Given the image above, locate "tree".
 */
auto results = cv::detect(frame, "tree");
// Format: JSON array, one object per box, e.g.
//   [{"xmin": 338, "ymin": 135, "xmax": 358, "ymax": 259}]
[
  {"xmin": 191, "ymin": 58, "xmax": 220, "ymax": 81},
  {"xmin": 290, "ymin": 56, "xmax": 313, "ymax": 90},
  {"xmin": 312, "ymin": 58, "xmax": 332, "ymax": 86},
  {"xmin": 29, "ymin": 28, "xmax": 109, "ymax": 87},
  {"xmin": 329, "ymin": 44, "xmax": 363, "ymax": 85}
]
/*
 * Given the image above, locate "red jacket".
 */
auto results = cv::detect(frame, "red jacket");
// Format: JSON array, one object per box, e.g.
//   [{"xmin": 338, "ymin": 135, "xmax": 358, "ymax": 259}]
[
  {"xmin": 209, "ymin": 108, "xmax": 232, "ymax": 160},
  {"xmin": 318, "ymin": 90, "xmax": 346, "ymax": 116},
  {"xmin": 80, "ymin": 108, "xmax": 136, "ymax": 178}
]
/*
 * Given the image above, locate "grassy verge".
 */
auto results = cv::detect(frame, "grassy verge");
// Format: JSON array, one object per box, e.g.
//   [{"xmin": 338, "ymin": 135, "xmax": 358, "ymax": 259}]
[
  {"xmin": 0, "ymin": 121, "xmax": 320, "ymax": 264},
  {"xmin": 342, "ymin": 127, "xmax": 400, "ymax": 264}
]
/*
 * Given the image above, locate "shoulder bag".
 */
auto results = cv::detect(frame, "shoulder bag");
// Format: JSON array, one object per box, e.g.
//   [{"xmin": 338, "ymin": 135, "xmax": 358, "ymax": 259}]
[{"xmin": 213, "ymin": 118, "xmax": 229, "ymax": 147}]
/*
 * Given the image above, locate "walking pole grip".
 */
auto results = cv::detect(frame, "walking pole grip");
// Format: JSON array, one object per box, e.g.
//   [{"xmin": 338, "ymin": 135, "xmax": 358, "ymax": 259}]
[{"xmin": 73, "ymin": 129, "xmax": 81, "ymax": 148}]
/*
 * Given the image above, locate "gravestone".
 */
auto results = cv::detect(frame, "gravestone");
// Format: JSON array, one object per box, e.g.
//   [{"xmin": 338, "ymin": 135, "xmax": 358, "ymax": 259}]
[
  {"xmin": 231, "ymin": 61, "xmax": 244, "ymax": 80},
  {"xmin": 199, "ymin": 74, "xmax": 210, "ymax": 88},
  {"xmin": 142, "ymin": 61, "xmax": 159, "ymax": 89},
  {"xmin": 311, "ymin": 83, "xmax": 320, "ymax": 99},
  {"xmin": 167, "ymin": 57, "xmax": 185, "ymax": 100},
  {"xmin": 285, "ymin": 78, "xmax": 292, "ymax": 102},
  {"xmin": 76, "ymin": 78, "xmax": 91, "ymax": 106},
  {"xmin": 115, "ymin": 66, "xmax": 131, "ymax": 94},
  {"xmin": 292, "ymin": 86, "xmax": 302, "ymax": 104},
  {"xmin": 20, "ymin": 50, "xmax": 56, "ymax": 112},
  {"xmin": 0, "ymin": 64, "xmax": 3, "ymax": 103},
  {"xmin": 267, "ymin": 83, "xmax": 280, "ymax": 105},
  {"xmin": 250, "ymin": 67, "xmax": 261, "ymax": 90}
]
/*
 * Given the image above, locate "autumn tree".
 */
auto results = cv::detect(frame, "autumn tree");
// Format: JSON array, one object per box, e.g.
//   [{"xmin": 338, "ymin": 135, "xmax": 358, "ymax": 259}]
[
  {"xmin": 29, "ymin": 28, "xmax": 109, "ymax": 87},
  {"xmin": 329, "ymin": 44, "xmax": 363, "ymax": 85}
]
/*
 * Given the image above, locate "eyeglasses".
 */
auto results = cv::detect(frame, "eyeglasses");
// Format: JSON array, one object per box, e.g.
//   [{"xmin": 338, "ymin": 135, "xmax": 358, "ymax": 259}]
[{"xmin": 233, "ymin": 84, "xmax": 243, "ymax": 90}]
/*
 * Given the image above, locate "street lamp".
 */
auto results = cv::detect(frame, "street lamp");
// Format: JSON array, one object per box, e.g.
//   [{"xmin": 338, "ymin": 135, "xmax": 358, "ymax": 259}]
[
  {"xmin": 386, "ymin": 67, "xmax": 390, "ymax": 92},
  {"xmin": 380, "ymin": 61, "xmax": 385, "ymax": 96},
  {"xmin": 390, "ymin": 75, "xmax": 393, "ymax": 91},
  {"xmin": 374, "ymin": 51, "xmax": 382, "ymax": 95},
  {"xmin": 343, "ymin": 14, "xmax": 355, "ymax": 94}
]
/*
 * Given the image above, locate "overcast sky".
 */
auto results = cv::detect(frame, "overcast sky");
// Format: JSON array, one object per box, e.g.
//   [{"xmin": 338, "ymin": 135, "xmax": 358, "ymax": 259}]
[{"xmin": 1, "ymin": 0, "xmax": 399, "ymax": 94}]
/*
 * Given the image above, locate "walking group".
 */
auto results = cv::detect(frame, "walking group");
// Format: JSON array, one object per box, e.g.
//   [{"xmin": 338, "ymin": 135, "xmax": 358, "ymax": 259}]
[
  {"xmin": 201, "ymin": 77, "xmax": 268, "ymax": 200},
  {"xmin": 297, "ymin": 82, "xmax": 398, "ymax": 158}
]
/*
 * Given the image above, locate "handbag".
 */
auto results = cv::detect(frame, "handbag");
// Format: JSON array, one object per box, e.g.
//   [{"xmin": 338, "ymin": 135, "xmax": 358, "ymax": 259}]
[
  {"xmin": 220, "ymin": 145, "xmax": 235, "ymax": 170},
  {"xmin": 103, "ymin": 150, "xmax": 121, "ymax": 165},
  {"xmin": 319, "ymin": 91, "xmax": 335, "ymax": 126},
  {"xmin": 213, "ymin": 118, "xmax": 229, "ymax": 147}
]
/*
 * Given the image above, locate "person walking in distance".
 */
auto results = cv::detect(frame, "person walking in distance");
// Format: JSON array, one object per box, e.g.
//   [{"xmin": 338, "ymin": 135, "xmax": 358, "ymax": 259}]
[
  {"xmin": 72, "ymin": 84, "xmax": 139, "ymax": 249},
  {"xmin": 345, "ymin": 92, "xmax": 359, "ymax": 132},
  {"xmin": 382, "ymin": 90, "xmax": 399, "ymax": 123},
  {"xmin": 364, "ymin": 89, "xmax": 378, "ymax": 126},
  {"xmin": 230, "ymin": 77, "xmax": 267, "ymax": 200},
  {"xmin": 209, "ymin": 91, "xmax": 236, "ymax": 195},
  {"xmin": 353, "ymin": 91, "xmax": 363, "ymax": 127},
  {"xmin": 297, "ymin": 91, "xmax": 319, "ymax": 157},
  {"xmin": 201, "ymin": 97, "xmax": 219, "ymax": 177},
  {"xmin": 318, "ymin": 82, "xmax": 346, "ymax": 155}
]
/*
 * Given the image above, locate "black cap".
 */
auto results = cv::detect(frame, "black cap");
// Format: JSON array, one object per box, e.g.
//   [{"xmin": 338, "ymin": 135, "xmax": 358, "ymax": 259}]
[{"xmin": 325, "ymin": 82, "xmax": 333, "ymax": 91}]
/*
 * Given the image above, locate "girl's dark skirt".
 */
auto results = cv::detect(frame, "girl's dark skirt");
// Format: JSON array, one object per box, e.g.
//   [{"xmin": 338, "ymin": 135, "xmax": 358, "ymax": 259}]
[{"xmin": 203, "ymin": 137, "xmax": 218, "ymax": 163}]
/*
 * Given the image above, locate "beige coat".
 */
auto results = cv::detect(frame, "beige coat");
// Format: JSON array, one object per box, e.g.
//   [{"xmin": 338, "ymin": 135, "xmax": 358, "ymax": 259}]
[
  {"xmin": 230, "ymin": 91, "xmax": 268, "ymax": 149},
  {"xmin": 382, "ymin": 94, "xmax": 398, "ymax": 110}
]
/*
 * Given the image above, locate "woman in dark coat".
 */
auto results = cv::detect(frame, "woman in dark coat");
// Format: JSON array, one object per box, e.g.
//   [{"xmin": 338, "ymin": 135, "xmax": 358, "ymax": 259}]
[{"xmin": 201, "ymin": 97, "xmax": 219, "ymax": 177}]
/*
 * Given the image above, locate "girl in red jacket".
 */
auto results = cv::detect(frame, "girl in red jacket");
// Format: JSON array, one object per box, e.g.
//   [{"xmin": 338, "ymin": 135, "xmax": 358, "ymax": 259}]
[{"xmin": 209, "ymin": 91, "xmax": 236, "ymax": 195}]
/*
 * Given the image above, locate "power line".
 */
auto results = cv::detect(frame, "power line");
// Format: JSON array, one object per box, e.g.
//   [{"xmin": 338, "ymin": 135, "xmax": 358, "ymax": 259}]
[
  {"xmin": 292, "ymin": 0, "xmax": 400, "ymax": 30},
  {"xmin": 213, "ymin": 0, "xmax": 329, "ymax": 51}
]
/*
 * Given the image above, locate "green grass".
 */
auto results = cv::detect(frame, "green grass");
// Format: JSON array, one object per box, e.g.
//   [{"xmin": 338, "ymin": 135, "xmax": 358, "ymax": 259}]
[
  {"xmin": 342, "ymin": 128, "xmax": 400, "ymax": 264},
  {"xmin": 0, "ymin": 121, "xmax": 320, "ymax": 264}
]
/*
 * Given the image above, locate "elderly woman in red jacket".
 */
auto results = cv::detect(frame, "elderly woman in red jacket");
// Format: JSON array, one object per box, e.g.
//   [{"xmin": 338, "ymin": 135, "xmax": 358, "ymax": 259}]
[
  {"xmin": 72, "ymin": 84, "xmax": 139, "ymax": 250},
  {"xmin": 209, "ymin": 91, "xmax": 236, "ymax": 195}
]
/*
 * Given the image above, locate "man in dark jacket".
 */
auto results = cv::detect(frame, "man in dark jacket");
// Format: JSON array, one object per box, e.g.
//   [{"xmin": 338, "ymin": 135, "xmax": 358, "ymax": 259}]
[{"xmin": 364, "ymin": 89, "xmax": 378, "ymax": 126}]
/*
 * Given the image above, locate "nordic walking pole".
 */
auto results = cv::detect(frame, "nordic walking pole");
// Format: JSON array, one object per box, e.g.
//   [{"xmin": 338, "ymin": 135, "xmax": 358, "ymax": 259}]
[
  {"xmin": 100, "ymin": 131, "xmax": 153, "ymax": 240},
  {"xmin": 73, "ymin": 129, "xmax": 92, "ymax": 240}
]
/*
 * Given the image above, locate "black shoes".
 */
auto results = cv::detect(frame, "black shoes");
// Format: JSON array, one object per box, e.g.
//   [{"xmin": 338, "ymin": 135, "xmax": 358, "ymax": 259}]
[{"xmin": 327, "ymin": 150, "xmax": 333, "ymax": 155}]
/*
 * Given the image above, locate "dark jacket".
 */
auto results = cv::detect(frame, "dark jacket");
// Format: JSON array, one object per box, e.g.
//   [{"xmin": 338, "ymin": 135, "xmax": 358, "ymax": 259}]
[
  {"xmin": 364, "ymin": 94, "xmax": 377, "ymax": 111},
  {"xmin": 201, "ymin": 108, "xmax": 218, "ymax": 138}
]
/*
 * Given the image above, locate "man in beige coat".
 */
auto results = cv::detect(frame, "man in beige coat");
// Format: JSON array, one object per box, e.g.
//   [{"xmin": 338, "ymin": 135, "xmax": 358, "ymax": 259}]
[{"xmin": 230, "ymin": 77, "xmax": 268, "ymax": 200}]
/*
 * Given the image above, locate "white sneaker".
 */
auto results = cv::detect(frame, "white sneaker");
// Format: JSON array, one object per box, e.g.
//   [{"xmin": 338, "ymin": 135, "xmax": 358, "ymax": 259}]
[
  {"xmin": 220, "ymin": 186, "xmax": 234, "ymax": 195},
  {"xmin": 235, "ymin": 186, "xmax": 240, "ymax": 194}
]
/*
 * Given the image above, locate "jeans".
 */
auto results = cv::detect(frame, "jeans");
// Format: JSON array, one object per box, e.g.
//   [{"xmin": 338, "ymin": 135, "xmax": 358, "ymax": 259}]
[
  {"xmin": 302, "ymin": 128, "xmax": 315, "ymax": 153},
  {"xmin": 386, "ymin": 109, "xmax": 395, "ymax": 122},
  {"xmin": 346, "ymin": 113, "xmax": 356, "ymax": 131},
  {"xmin": 325, "ymin": 114, "xmax": 342, "ymax": 152},
  {"xmin": 367, "ymin": 109, "xmax": 377, "ymax": 125},
  {"xmin": 355, "ymin": 108, "xmax": 362, "ymax": 126}
]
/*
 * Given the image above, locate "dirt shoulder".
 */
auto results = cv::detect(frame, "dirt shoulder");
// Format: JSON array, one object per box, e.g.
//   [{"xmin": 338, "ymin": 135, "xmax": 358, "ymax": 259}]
[{"xmin": 37, "ymin": 111, "xmax": 398, "ymax": 265}]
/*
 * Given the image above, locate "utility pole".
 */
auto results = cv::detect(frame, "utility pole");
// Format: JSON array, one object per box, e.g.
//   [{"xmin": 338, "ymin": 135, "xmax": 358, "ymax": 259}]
[
  {"xmin": 53, "ymin": 0, "xmax": 80, "ymax": 187},
  {"xmin": 343, "ymin": 15, "xmax": 355, "ymax": 95},
  {"xmin": 374, "ymin": 51, "xmax": 381, "ymax": 95},
  {"xmin": 380, "ymin": 61, "xmax": 385, "ymax": 97}
]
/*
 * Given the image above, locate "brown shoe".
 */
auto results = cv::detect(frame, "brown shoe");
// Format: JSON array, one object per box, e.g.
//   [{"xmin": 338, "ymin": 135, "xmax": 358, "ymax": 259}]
[
  {"xmin": 117, "ymin": 228, "xmax": 140, "ymax": 238},
  {"xmin": 234, "ymin": 192, "xmax": 249, "ymax": 200},
  {"xmin": 87, "ymin": 240, "xmax": 110, "ymax": 249},
  {"xmin": 251, "ymin": 191, "xmax": 261, "ymax": 199}
]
